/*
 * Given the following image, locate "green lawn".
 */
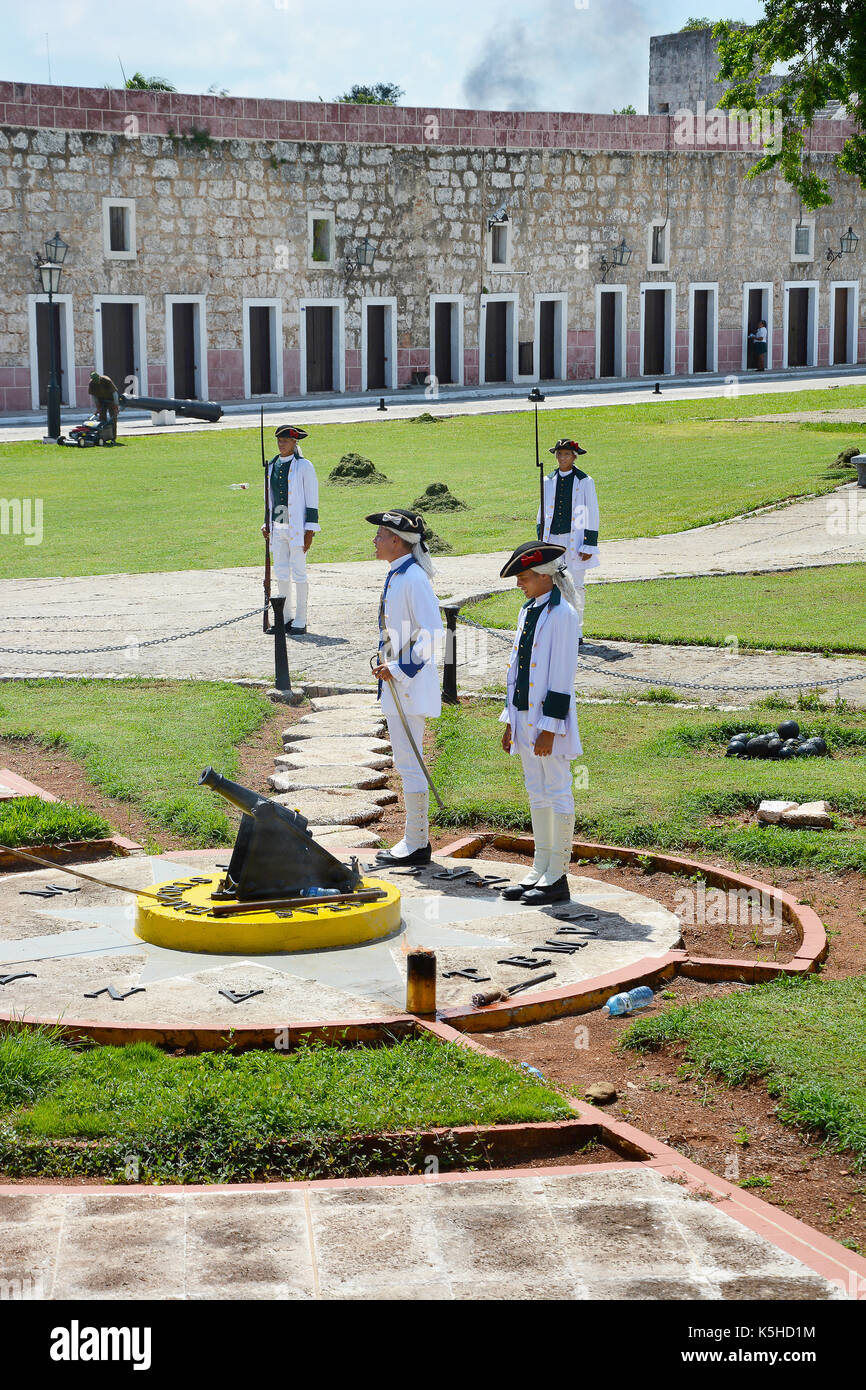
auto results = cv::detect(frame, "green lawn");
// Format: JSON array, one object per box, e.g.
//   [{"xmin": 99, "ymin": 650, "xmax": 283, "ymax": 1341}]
[
  {"xmin": 1, "ymin": 384, "xmax": 861, "ymax": 578},
  {"xmin": 0, "ymin": 679, "xmax": 271, "ymax": 845},
  {"xmin": 0, "ymin": 1028, "xmax": 570, "ymax": 1182},
  {"xmin": 431, "ymin": 701, "xmax": 866, "ymax": 870},
  {"xmin": 469, "ymin": 565, "xmax": 866, "ymax": 655},
  {"xmin": 0, "ymin": 796, "xmax": 109, "ymax": 848},
  {"xmin": 622, "ymin": 974, "xmax": 866, "ymax": 1168}
]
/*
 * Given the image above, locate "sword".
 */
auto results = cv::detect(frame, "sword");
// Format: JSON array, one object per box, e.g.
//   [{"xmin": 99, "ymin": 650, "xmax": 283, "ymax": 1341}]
[{"xmin": 370, "ymin": 648, "xmax": 445, "ymax": 812}]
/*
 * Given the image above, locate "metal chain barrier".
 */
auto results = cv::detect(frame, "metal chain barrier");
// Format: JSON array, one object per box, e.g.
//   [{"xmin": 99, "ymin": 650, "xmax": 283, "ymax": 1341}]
[
  {"xmin": 0, "ymin": 608, "xmax": 261, "ymax": 657},
  {"xmin": 457, "ymin": 611, "xmax": 866, "ymax": 695}
]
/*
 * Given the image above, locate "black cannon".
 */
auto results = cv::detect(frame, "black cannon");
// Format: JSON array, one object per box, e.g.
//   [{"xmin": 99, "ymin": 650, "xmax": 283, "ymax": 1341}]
[
  {"xmin": 120, "ymin": 393, "xmax": 223, "ymax": 423},
  {"xmin": 199, "ymin": 767, "xmax": 363, "ymax": 902}
]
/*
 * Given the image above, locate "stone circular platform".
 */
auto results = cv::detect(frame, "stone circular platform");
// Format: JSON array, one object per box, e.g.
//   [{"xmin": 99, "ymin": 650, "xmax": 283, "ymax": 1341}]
[{"xmin": 0, "ymin": 849, "xmax": 682, "ymax": 1034}]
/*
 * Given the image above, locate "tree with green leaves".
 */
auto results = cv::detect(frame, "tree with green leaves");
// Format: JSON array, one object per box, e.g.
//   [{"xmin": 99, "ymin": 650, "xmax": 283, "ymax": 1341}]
[
  {"xmin": 124, "ymin": 73, "xmax": 176, "ymax": 91},
  {"xmin": 335, "ymin": 82, "xmax": 404, "ymax": 106},
  {"xmin": 613, "ymin": 104, "xmax": 637, "ymax": 115},
  {"xmin": 715, "ymin": 3, "xmax": 865, "ymax": 209}
]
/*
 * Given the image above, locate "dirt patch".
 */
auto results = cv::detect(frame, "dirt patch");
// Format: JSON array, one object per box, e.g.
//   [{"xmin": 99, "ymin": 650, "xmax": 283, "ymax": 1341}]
[
  {"xmin": 478, "ymin": 974, "xmax": 866, "ymax": 1253},
  {"xmin": 0, "ymin": 700, "xmax": 305, "ymax": 853}
]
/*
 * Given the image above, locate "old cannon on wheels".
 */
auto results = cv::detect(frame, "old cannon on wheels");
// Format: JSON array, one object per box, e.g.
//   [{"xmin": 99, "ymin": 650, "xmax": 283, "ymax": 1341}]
[{"xmin": 59, "ymin": 392, "xmax": 222, "ymax": 446}]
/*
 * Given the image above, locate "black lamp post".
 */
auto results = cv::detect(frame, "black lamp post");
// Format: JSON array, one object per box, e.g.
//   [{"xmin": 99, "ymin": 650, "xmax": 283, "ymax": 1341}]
[{"xmin": 34, "ymin": 231, "xmax": 69, "ymax": 442}]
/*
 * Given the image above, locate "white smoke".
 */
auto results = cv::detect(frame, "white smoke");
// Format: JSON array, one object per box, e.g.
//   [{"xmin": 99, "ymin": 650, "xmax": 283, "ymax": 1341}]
[{"xmin": 462, "ymin": 0, "xmax": 654, "ymax": 112}]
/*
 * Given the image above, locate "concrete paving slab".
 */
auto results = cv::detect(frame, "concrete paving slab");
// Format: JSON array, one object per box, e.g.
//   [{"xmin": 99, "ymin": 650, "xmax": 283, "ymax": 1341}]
[
  {"xmin": 274, "ymin": 746, "xmax": 392, "ymax": 770},
  {"xmin": 270, "ymin": 790, "xmax": 385, "ymax": 825},
  {"xmin": 267, "ymin": 767, "xmax": 389, "ymax": 791},
  {"xmin": 283, "ymin": 721, "xmax": 388, "ymax": 742}
]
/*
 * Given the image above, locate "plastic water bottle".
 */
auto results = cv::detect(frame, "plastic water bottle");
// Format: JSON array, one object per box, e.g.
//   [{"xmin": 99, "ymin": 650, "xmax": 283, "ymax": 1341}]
[
  {"xmin": 520, "ymin": 1063, "xmax": 545, "ymax": 1081},
  {"xmin": 602, "ymin": 986, "xmax": 654, "ymax": 1018}
]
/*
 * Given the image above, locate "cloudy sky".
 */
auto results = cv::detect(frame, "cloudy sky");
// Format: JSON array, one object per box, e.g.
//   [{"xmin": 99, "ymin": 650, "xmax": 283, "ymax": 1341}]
[{"xmin": 6, "ymin": 0, "xmax": 767, "ymax": 112}]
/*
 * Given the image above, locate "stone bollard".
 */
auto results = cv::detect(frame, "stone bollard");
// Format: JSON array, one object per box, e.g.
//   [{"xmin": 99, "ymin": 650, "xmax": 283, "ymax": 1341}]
[
  {"xmin": 853, "ymin": 454, "xmax": 866, "ymax": 489},
  {"xmin": 406, "ymin": 948, "xmax": 436, "ymax": 1018}
]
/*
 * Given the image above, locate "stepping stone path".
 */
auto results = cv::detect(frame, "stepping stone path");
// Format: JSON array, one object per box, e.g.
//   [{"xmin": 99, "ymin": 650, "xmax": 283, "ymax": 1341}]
[{"xmin": 268, "ymin": 695, "xmax": 393, "ymax": 840}]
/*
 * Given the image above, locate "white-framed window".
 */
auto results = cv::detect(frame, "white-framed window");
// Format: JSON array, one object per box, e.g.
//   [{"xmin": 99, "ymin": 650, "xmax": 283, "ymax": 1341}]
[
  {"xmin": 687, "ymin": 282, "xmax": 719, "ymax": 374},
  {"xmin": 308, "ymin": 211, "xmax": 336, "ymax": 269},
  {"xmin": 102, "ymin": 198, "xmax": 136, "ymax": 259},
  {"xmin": 361, "ymin": 296, "xmax": 398, "ymax": 392},
  {"xmin": 243, "ymin": 297, "xmax": 284, "ymax": 398},
  {"xmin": 299, "ymin": 297, "xmax": 346, "ymax": 395},
  {"xmin": 791, "ymin": 218, "xmax": 815, "ymax": 263},
  {"xmin": 486, "ymin": 219, "xmax": 512, "ymax": 271},
  {"xmin": 647, "ymin": 218, "xmax": 670, "ymax": 271},
  {"xmin": 479, "ymin": 292, "xmax": 518, "ymax": 385},
  {"xmin": 428, "ymin": 295, "xmax": 465, "ymax": 389},
  {"xmin": 594, "ymin": 284, "xmax": 627, "ymax": 379},
  {"xmin": 639, "ymin": 281, "xmax": 676, "ymax": 376},
  {"xmin": 533, "ymin": 293, "xmax": 568, "ymax": 382},
  {"xmin": 164, "ymin": 295, "xmax": 208, "ymax": 401}
]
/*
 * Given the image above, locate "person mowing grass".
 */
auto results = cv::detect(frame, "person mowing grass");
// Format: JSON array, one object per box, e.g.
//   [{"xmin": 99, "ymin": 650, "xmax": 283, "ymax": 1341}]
[{"xmin": 498, "ymin": 541, "xmax": 582, "ymax": 905}]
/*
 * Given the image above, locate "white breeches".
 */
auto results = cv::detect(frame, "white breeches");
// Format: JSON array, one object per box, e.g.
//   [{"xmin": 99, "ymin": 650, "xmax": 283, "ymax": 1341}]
[
  {"xmin": 271, "ymin": 527, "xmax": 308, "ymax": 623},
  {"xmin": 513, "ymin": 711, "xmax": 575, "ymax": 815},
  {"xmin": 384, "ymin": 709, "xmax": 428, "ymax": 795}
]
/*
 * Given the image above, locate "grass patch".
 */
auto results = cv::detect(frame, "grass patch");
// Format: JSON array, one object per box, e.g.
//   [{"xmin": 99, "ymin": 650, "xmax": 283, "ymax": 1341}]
[
  {"xmin": 0, "ymin": 795, "xmax": 109, "ymax": 848},
  {"xmin": 431, "ymin": 701, "xmax": 866, "ymax": 870},
  {"xmin": 620, "ymin": 974, "xmax": 866, "ymax": 1168},
  {"xmin": 0, "ymin": 1028, "xmax": 570, "ymax": 1182},
  {"xmin": 1, "ymin": 386, "xmax": 860, "ymax": 578},
  {"xmin": 0, "ymin": 679, "xmax": 272, "ymax": 846},
  {"xmin": 468, "ymin": 565, "xmax": 866, "ymax": 655}
]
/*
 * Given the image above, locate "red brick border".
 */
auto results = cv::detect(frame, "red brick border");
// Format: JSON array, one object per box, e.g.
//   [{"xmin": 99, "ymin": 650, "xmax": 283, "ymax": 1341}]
[{"xmin": 0, "ymin": 833, "xmax": 142, "ymax": 873}]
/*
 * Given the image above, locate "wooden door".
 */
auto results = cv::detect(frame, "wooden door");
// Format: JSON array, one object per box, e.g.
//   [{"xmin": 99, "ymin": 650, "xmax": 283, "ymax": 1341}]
[
  {"xmin": 434, "ymin": 302, "xmax": 453, "ymax": 384},
  {"xmin": 249, "ymin": 306, "xmax": 272, "ymax": 394},
  {"xmin": 306, "ymin": 306, "xmax": 334, "ymax": 392},
  {"xmin": 366, "ymin": 305, "xmax": 386, "ymax": 390},
  {"xmin": 101, "ymin": 302, "xmax": 135, "ymax": 392},
  {"xmin": 36, "ymin": 302, "xmax": 63, "ymax": 405},
  {"xmin": 484, "ymin": 301, "xmax": 507, "ymax": 382},
  {"xmin": 172, "ymin": 303, "xmax": 197, "ymax": 398},
  {"xmin": 539, "ymin": 300, "xmax": 556, "ymax": 380},
  {"xmin": 834, "ymin": 287, "xmax": 850, "ymax": 364},
  {"xmin": 643, "ymin": 289, "xmax": 666, "ymax": 375},
  {"xmin": 746, "ymin": 288, "xmax": 763, "ymax": 367},
  {"xmin": 787, "ymin": 288, "xmax": 809, "ymax": 366},
  {"xmin": 692, "ymin": 290, "xmax": 709, "ymax": 372},
  {"xmin": 599, "ymin": 292, "xmax": 616, "ymax": 377}
]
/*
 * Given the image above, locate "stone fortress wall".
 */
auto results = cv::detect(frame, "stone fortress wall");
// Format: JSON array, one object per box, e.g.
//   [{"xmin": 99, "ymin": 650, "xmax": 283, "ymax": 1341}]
[{"xmin": 0, "ymin": 76, "xmax": 861, "ymax": 410}]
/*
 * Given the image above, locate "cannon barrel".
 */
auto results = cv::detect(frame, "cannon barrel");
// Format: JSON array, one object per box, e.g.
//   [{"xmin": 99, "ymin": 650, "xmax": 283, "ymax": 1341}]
[
  {"xmin": 198, "ymin": 767, "xmax": 266, "ymax": 817},
  {"xmin": 119, "ymin": 393, "xmax": 222, "ymax": 423}
]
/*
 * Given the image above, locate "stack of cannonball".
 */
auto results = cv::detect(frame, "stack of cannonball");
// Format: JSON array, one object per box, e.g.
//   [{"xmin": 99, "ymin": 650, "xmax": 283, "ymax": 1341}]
[{"xmin": 725, "ymin": 720, "xmax": 828, "ymax": 760}]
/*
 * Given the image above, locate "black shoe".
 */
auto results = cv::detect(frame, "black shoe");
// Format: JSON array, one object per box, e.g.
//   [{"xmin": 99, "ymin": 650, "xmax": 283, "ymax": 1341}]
[
  {"xmin": 501, "ymin": 880, "xmax": 537, "ymax": 900},
  {"xmin": 375, "ymin": 843, "xmax": 432, "ymax": 867},
  {"xmin": 284, "ymin": 619, "xmax": 294, "ymax": 632},
  {"xmin": 520, "ymin": 876, "xmax": 570, "ymax": 906},
  {"xmin": 288, "ymin": 625, "xmax": 307, "ymax": 636},
  {"xmin": 264, "ymin": 624, "xmax": 276, "ymax": 635}
]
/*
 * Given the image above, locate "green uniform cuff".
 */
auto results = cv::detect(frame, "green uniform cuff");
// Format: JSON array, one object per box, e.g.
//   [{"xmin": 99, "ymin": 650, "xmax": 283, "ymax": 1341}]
[{"xmin": 542, "ymin": 690, "xmax": 571, "ymax": 720}]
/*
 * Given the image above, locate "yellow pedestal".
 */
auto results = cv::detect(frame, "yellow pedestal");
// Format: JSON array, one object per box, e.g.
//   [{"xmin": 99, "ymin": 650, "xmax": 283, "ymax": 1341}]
[{"xmin": 135, "ymin": 874, "xmax": 401, "ymax": 954}]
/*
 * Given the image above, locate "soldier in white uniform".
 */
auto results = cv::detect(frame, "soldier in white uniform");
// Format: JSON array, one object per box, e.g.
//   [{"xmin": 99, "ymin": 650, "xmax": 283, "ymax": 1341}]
[
  {"xmin": 261, "ymin": 424, "xmax": 320, "ymax": 634},
  {"xmin": 368, "ymin": 508, "xmax": 443, "ymax": 867},
  {"xmin": 499, "ymin": 541, "xmax": 582, "ymax": 905},
  {"xmin": 537, "ymin": 438, "xmax": 600, "ymax": 638}
]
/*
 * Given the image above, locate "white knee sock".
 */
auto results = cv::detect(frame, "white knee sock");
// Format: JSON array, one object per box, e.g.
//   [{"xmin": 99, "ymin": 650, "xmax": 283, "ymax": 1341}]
[
  {"xmin": 538, "ymin": 811, "xmax": 575, "ymax": 886},
  {"xmin": 390, "ymin": 789, "xmax": 429, "ymax": 856},
  {"xmin": 294, "ymin": 581, "xmax": 309, "ymax": 626},
  {"xmin": 522, "ymin": 805, "xmax": 554, "ymax": 886}
]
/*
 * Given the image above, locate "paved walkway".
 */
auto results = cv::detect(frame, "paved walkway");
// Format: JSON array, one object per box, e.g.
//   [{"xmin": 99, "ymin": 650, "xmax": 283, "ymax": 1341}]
[
  {"xmin": 3, "ymin": 367, "xmax": 865, "ymax": 442},
  {"xmin": 1, "ymin": 485, "xmax": 863, "ymax": 702},
  {"xmin": 0, "ymin": 1167, "xmax": 853, "ymax": 1300}
]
